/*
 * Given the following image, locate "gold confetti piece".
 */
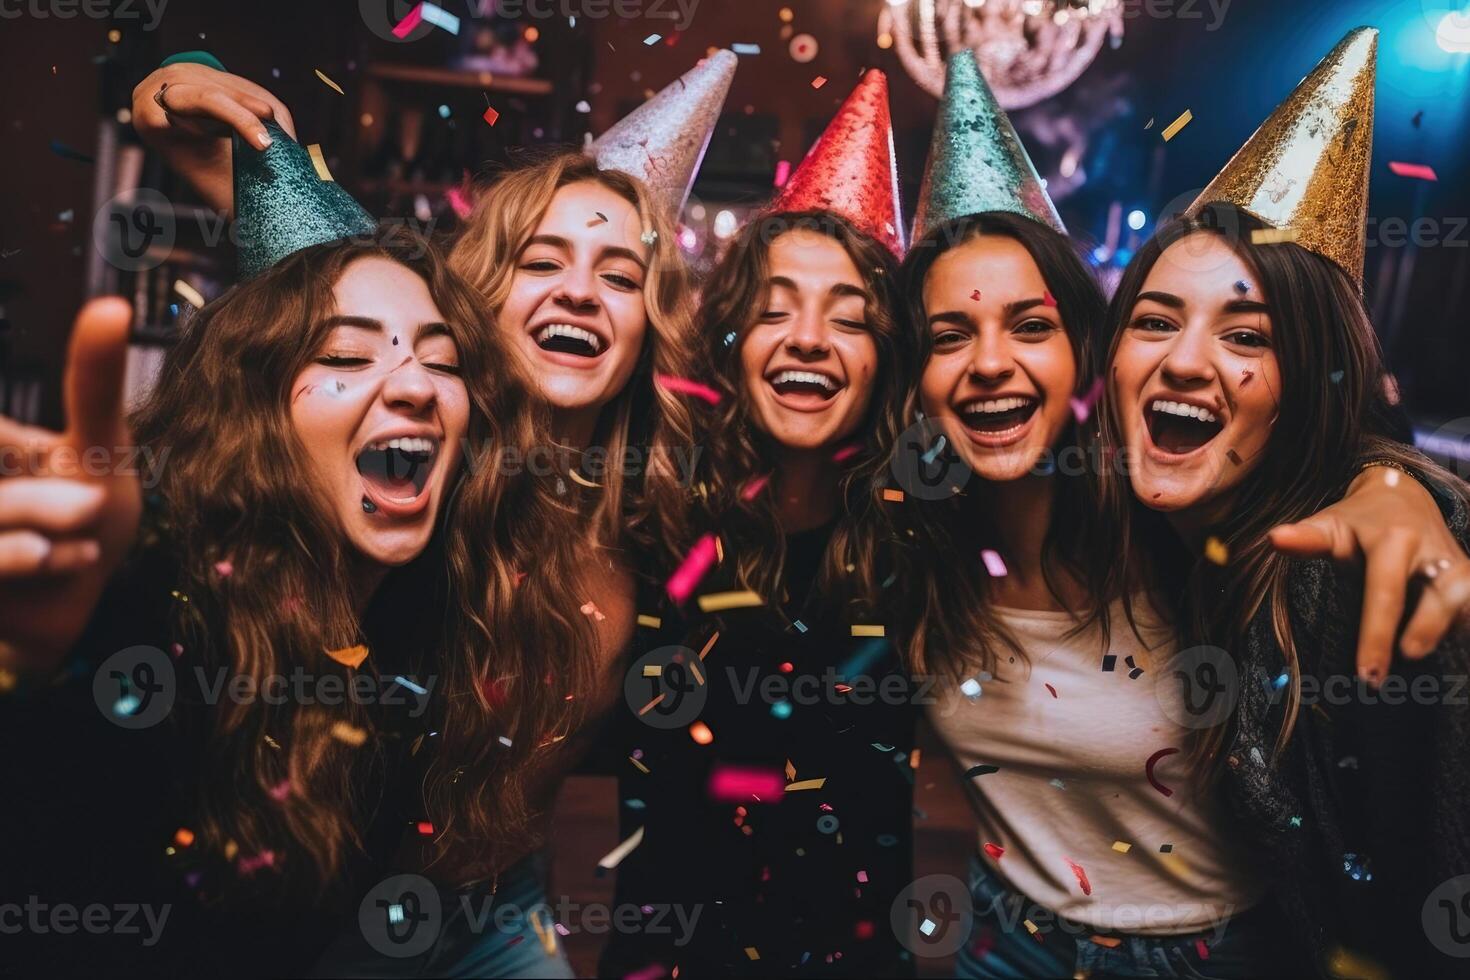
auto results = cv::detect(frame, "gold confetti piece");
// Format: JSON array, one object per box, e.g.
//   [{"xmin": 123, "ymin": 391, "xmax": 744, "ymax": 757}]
[
  {"xmin": 698, "ymin": 631, "xmax": 719, "ymax": 660},
  {"xmin": 910, "ymin": 748, "xmax": 922, "ymax": 769},
  {"xmin": 326, "ymin": 644, "xmax": 369, "ymax": 669},
  {"xmin": 597, "ymin": 826, "xmax": 645, "ymax": 869},
  {"xmin": 628, "ymin": 755, "xmax": 649, "ymax": 774},
  {"xmin": 785, "ymin": 777, "xmax": 827, "ymax": 792},
  {"xmin": 697, "ymin": 590, "xmax": 762, "ymax": 612},
  {"xmin": 330, "ymin": 720, "xmax": 367, "ymax": 746},
  {"xmin": 223, "ymin": 840, "xmax": 238, "ymax": 861},
  {"xmin": 636, "ymin": 613, "xmax": 662, "ymax": 629},
  {"xmin": 568, "ymin": 468, "xmax": 600, "ymax": 488},
  {"xmin": 641, "ymin": 664, "xmax": 662, "ymax": 677},
  {"xmin": 314, "ymin": 68, "xmax": 344, "ymax": 94},
  {"xmin": 1023, "ymin": 919, "xmax": 1040, "ymax": 934},
  {"xmin": 744, "ymin": 947, "xmax": 761, "ymax": 961},
  {"xmin": 687, "ymin": 659, "xmax": 705, "ymax": 686},
  {"xmin": 173, "ymin": 279, "xmax": 205, "ymax": 309},
  {"xmin": 882, "ymin": 488, "xmax": 904, "ymax": 502},
  {"xmin": 851, "ymin": 624, "xmax": 885, "ymax": 637},
  {"xmin": 530, "ymin": 908, "xmax": 557, "ymax": 955},
  {"xmin": 1161, "ymin": 109, "xmax": 1193, "ymax": 142},
  {"xmin": 785, "ymin": 759, "xmax": 796, "ymax": 781},
  {"xmin": 1204, "ymin": 536, "xmax": 1229, "ymax": 566},
  {"xmin": 714, "ymin": 535, "xmax": 724, "ymax": 564},
  {"xmin": 1250, "ymin": 227, "xmax": 1299, "ymax": 245},
  {"xmin": 307, "ymin": 143, "xmax": 335, "ymax": 182},
  {"xmin": 263, "ymin": 734, "xmax": 281, "ymax": 750},
  {"xmin": 689, "ymin": 721, "xmax": 714, "ymax": 744},
  {"xmin": 173, "ymin": 827, "xmax": 195, "ymax": 847},
  {"xmin": 637, "ymin": 694, "xmax": 664, "ymax": 716},
  {"xmin": 1112, "ymin": 840, "xmax": 1133, "ymax": 853}
]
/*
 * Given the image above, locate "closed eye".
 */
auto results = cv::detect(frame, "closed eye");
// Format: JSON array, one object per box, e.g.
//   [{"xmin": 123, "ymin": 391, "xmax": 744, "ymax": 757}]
[
  {"xmin": 521, "ymin": 260, "xmax": 561, "ymax": 273},
  {"xmin": 424, "ymin": 362, "xmax": 462, "ymax": 375},
  {"xmin": 759, "ymin": 310, "xmax": 789, "ymax": 321},
  {"xmin": 833, "ymin": 318, "xmax": 868, "ymax": 331},
  {"xmin": 603, "ymin": 272, "xmax": 640, "ymax": 290},
  {"xmin": 316, "ymin": 355, "xmax": 372, "ymax": 368}
]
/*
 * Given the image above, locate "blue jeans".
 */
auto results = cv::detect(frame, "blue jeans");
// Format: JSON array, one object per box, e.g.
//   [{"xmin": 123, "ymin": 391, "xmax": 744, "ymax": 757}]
[
  {"xmin": 955, "ymin": 854, "xmax": 1296, "ymax": 979},
  {"xmin": 310, "ymin": 852, "xmax": 575, "ymax": 979}
]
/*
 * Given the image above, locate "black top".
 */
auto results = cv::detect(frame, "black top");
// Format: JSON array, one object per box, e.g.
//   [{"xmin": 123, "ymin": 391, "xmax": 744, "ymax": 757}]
[
  {"xmin": 0, "ymin": 531, "xmax": 441, "ymax": 978},
  {"xmin": 599, "ymin": 524, "xmax": 918, "ymax": 977}
]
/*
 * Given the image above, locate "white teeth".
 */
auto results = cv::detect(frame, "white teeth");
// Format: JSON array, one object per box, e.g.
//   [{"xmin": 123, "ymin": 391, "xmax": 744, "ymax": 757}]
[
  {"xmin": 771, "ymin": 369, "xmax": 838, "ymax": 391},
  {"xmin": 368, "ymin": 437, "xmax": 436, "ymax": 454},
  {"xmin": 961, "ymin": 396, "xmax": 1033, "ymax": 415},
  {"xmin": 1151, "ymin": 399, "xmax": 1218, "ymax": 424},
  {"xmin": 536, "ymin": 323, "xmax": 602, "ymax": 354}
]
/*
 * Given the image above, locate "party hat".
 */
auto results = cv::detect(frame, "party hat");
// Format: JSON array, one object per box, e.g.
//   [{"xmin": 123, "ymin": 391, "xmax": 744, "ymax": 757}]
[
  {"xmin": 589, "ymin": 49, "xmax": 738, "ymax": 218},
  {"xmin": 911, "ymin": 49, "xmax": 1064, "ymax": 244},
  {"xmin": 232, "ymin": 120, "xmax": 377, "ymax": 278},
  {"xmin": 767, "ymin": 69, "xmax": 905, "ymax": 256},
  {"xmin": 1186, "ymin": 27, "xmax": 1377, "ymax": 283}
]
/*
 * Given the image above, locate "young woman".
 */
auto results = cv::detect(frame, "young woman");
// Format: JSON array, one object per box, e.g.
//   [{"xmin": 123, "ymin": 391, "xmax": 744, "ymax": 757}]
[
  {"xmin": 0, "ymin": 225, "xmax": 596, "ymax": 977},
  {"xmin": 893, "ymin": 43, "xmax": 1470, "ymax": 980},
  {"xmin": 600, "ymin": 70, "xmax": 920, "ymax": 978}
]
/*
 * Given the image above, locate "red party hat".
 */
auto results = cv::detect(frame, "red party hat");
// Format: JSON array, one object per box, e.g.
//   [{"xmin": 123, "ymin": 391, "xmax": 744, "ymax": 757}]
[{"xmin": 768, "ymin": 69, "xmax": 905, "ymax": 256}]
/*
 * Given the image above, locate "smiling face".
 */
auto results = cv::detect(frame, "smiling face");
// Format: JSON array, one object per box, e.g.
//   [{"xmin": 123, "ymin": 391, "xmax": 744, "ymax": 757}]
[
  {"xmin": 1111, "ymin": 231, "xmax": 1282, "ymax": 518},
  {"xmin": 499, "ymin": 180, "xmax": 651, "ymax": 429},
  {"xmin": 918, "ymin": 234, "xmax": 1077, "ymax": 481},
  {"xmin": 289, "ymin": 256, "xmax": 469, "ymax": 568},
  {"xmin": 739, "ymin": 229, "xmax": 879, "ymax": 452}
]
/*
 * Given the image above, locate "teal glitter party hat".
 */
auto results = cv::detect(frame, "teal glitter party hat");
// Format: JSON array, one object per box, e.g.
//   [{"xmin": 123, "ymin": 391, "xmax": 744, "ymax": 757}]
[
  {"xmin": 911, "ymin": 49, "xmax": 1064, "ymax": 243},
  {"xmin": 232, "ymin": 120, "xmax": 377, "ymax": 278}
]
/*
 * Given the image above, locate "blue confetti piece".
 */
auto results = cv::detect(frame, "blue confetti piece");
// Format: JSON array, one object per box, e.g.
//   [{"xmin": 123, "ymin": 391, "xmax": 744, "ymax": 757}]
[
  {"xmin": 731, "ymin": 43, "xmax": 761, "ymax": 55},
  {"xmin": 393, "ymin": 675, "xmax": 427, "ymax": 695},
  {"xmin": 771, "ymin": 700, "xmax": 793, "ymax": 719},
  {"xmin": 624, "ymin": 798, "xmax": 646, "ymax": 810},
  {"xmin": 793, "ymin": 619, "xmax": 808, "ymax": 633}
]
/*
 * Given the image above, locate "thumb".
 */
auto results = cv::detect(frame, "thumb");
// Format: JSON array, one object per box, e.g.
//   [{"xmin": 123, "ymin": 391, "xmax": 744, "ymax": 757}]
[
  {"xmin": 1268, "ymin": 519, "xmax": 1354, "ymax": 561},
  {"xmin": 63, "ymin": 296, "xmax": 134, "ymax": 456}
]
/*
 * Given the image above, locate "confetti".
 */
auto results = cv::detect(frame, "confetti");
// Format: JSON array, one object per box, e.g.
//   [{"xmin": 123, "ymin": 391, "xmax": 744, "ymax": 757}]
[
  {"xmin": 1042, "ymin": 290, "xmax": 1058, "ymax": 308},
  {"xmin": 689, "ymin": 721, "xmax": 714, "ymax": 745},
  {"xmin": 732, "ymin": 43, "xmax": 761, "ymax": 55},
  {"xmin": 1388, "ymin": 161, "xmax": 1437, "ymax": 182},
  {"xmin": 970, "ymin": 289, "xmax": 982, "ymax": 301},
  {"xmin": 326, "ymin": 644, "xmax": 369, "ymax": 669},
  {"xmin": 1112, "ymin": 840, "xmax": 1132, "ymax": 853},
  {"xmin": 984, "ymin": 842, "xmax": 1005, "ymax": 860},
  {"xmin": 587, "ymin": 211, "xmax": 609, "ymax": 227},
  {"xmin": 1250, "ymin": 227, "xmax": 1298, "ymax": 245},
  {"xmin": 882, "ymin": 488, "xmax": 905, "ymax": 503},
  {"xmin": 1161, "ymin": 109, "xmax": 1193, "ymax": 142},
  {"xmin": 173, "ymin": 827, "xmax": 195, "ymax": 847},
  {"xmin": 1064, "ymin": 857, "xmax": 1093, "ymax": 895},
  {"xmin": 416, "ymin": 821, "xmax": 434, "ymax": 836},
  {"xmin": 420, "ymin": 2, "xmax": 460, "ymax": 34},
  {"xmin": 709, "ymin": 764, "xmax": 785, "ymax": 802},
  {"xmin": 655, "ymin": 373, "xmax": 723, "ymax": 406},
  {"xmin": 212, "ymin": 559, "xmax": 233, "ymax": 577},
  {"xmin": 667, "ymin": 534, "xmax": 718, "ymax": 603},
  {"xmin": 307, "ymin": 143, "xmax": 335, "ymax": 182},
  {"xmin": 628, "ymin": 755, "xmax": 649, "ymax": 774},
  {"xmin": 636, "ymin": 613, "xmax": 662, "ymax": 629},
  {"xmin": 1159, "ymin": 843, "xmax": 1173, "ymax": 853},
  {"xmin": 980, "ymin": 549, "xmax": 1008, "ymax": 577},
  {"xmin": 580, "ymin": 600, "xmax": 607, "ymax": 622},
  {"xmin": 1069, "ymin": 377, "xmax": 1105, "ymax": 424},
  {"xmin": 1329, "ymin": 369, "xmax": 1345, "ymax": 383},
  {"xmin": 741, "ymin": 473, "xmax": 771, "ymax": 501},
  {"xmin": 773, "ymin": 159, "xmax": 792, "ymax": 187},
  {"xmin": 1204, "ymin": 536, "xmax": 1228, "ymax": 565},
  {"xmin": 964, "ymin": 764, "xmax": 1000, "ymax": 778},
  {"xmin": 960, "ymin": 677, "xmax": 983, "ymax": 700},
  {"xmin": 1226, "ymin": 448, "xmax": 1243, "ymax": 466},
  {"xmin": 832, "ymin": 442, "xmax": 863, "ymax": 463},
  {"xmin": 174, "ymin": 280, "xmax": 206, "ymax": 309},
  {"xmin": 785, "ymin": 777, "xmax": 827, "ymax": 792},
  {"xmin": 330, "ymin": 721, "xmax": 367, "ymax": 746},
  {"xmin": 1125, "ymin": 655, "xmax": 1145, "ymax": 680},
  {"xmin": 314, "ymin": 69, "xmax": 344, "ymax": 95},
  {"xmin": 597, "ymin": 826, "xmax": 645, "ymax": 870},
  {"xmin": 1101, "ymin": 654, "xmax": 1117, "ymax": 672},
  {"xmin": 1044, "ymin": 683, "xmax": 1057, "ymax": 698},
  {"xmin": 744, "ymin": 947, "xmax": 761, "ymax": 960},
  {"xmin": 49, "ymin": 140, "xmax": 94, "ymax": 163},
  {"xmin": 789, "ymin": 33, "xmax": 818, "ymax": 62},
  {"xmin": 850, "ymin": 624, "xmax": 885, "ymax": 637},
  {"xmin": 391, "ymin": 2, "xmax": 423, "ymax": 38},
  {"xmin": 697, "ymin": 590, "xmax": 762, "ymax": 612},
  {"xmin": 482, "ymin": 105, "xmax": 500, "ymax": 127},
  {"xmin": 1145, "ymin": 747, "xmax": 1180, "ymax": 797},
  {"xmin": 1049, "ymin": 778, "xmax": 1067, "ymax": 790}
]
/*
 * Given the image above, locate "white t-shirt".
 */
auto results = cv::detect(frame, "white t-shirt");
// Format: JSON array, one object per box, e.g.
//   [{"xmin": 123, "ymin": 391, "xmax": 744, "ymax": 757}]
[{"xmin": 927, "ymin": 597, "xmax": 1267, "ymax": 935}]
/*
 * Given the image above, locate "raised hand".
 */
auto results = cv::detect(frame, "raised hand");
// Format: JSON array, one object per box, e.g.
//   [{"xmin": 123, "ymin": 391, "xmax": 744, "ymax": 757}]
[{"xmin": 0, "ymin": 298, "xmax": 142, "ymax": 673}]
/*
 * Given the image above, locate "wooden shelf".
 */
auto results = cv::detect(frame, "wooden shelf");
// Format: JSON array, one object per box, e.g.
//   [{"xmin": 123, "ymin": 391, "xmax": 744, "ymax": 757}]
[{"xmin": 365, "ymin": 63, "xmax": 554, "ymax": 96}]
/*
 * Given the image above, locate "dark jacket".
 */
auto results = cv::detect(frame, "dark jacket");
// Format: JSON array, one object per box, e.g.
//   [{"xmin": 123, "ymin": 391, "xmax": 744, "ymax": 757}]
[{"xmin": 1225, "ymin": 476, "xmax": 1470, "ymax": 978}]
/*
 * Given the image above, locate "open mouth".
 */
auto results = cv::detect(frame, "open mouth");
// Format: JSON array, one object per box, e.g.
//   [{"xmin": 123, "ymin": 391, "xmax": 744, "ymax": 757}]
[
  {"xmin": 1146, "ymin": 399, "xmax": 1224, "ymax": 455},
  {"xmin": 959, "ymin": 395, "xmax": 1039, "ymax": 435},
  {"xmin": 768, "ymin": 369, "xmax": 842, "ymax": 401},
  {"xmin": 356, "ymin": 437, "xmax": 438, "ymax": 506},
  {"xmin": 534, "ymin": 323, "xmax": 604, "ymax": 358}
]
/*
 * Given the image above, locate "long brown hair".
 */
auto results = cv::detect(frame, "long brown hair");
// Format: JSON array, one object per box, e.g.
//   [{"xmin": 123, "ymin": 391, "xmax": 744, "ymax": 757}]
[
  {"xmin": 893, "ymin": 212, "xmax": 1114, "ymax": 682},
  {"xmin": 449, "ymin": 151, "xmax": 699, "ymax": 567},
  {"xmin": 131, "ymin": 225, "xmax": 596, "ymax": 894},
  {"xmin": 1096, "ymin": 203, "xmax": 1470, "ymax": 769},
  {"xmin": 691, "ymin": 210, "xmax": 909, "ymax": 613}
]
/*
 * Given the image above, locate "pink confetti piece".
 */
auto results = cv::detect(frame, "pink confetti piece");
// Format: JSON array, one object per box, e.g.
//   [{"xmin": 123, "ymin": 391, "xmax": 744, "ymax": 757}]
[
  {"xmin": 831, "ymin": 442, "xmax": 863, "ymax": 463},
  {"xmin": 391, "ymin": 2, "xmax": 423, "ymax": 38},
  {"xmin": 856, "ymin": 870, "xmax": 869, "ymax": 883},
  {"xmin": 1195, "ymin": 938, "xmax": 1210, "ymax": 961},
  {"xmin": 773, "ymin": 159, "xmax": 791, "ymax": 188},
  {"xmin": 268, "ymin": 780, "xmax": 291, "ymax": 801},
  {"xmin": 1388, "ymin": 161, "xmax": 1437, "ymax": 182},
  {"xmin": 1069, "ymin": 377, "xmax": 1105, "ymax": 424},
  {"xmin": 811, "ymin": 76, "xmax": 827, "ymax": 89},
  {"xmin": 580, "ymin": 600, "xmax": 607, "ymax": 622},
  {"xmin": 667, "ymin": 534, "xmax": 718, "ymax": 603},
  {"xmin": 1042, "ymin": 290, "xmax": 1057, "ymax": 308},
  {"xmin": 482, "ymin": 105, "xmax": 500, "ymax": 127},
  {"xmin": 213, "ymin": 560, "xmax": 233, "ymax": 577},
  {"xmin": 446, "ymin": 186, "xmax": 474, "ymax": 220},
  {"xmin": 708, "ymin": 764, "xmax": 785, "ymax": 802},
  {"xmin": 237, "ymin": 850, "xmax": 276, "ymax": 875},
  {"xmin": 655, "ymin": 373, "xmax": 722, "ymax": 406},
  {"xmin": 1064, "ymin": 857, "xmax": 1092, "ymax": 895},
  {"xmin": 980, "ymin": 549, "xmax": 1008, "ymax": 577},
  {"xmin": 741, "ymin": 473, "xmax": 771, "ymax": 501}
]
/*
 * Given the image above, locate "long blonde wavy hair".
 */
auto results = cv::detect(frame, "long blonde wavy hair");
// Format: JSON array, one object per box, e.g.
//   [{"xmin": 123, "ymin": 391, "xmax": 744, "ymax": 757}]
[{"xmin": 449, "ymin": 151, "xmax": 699, "ymax": 570}]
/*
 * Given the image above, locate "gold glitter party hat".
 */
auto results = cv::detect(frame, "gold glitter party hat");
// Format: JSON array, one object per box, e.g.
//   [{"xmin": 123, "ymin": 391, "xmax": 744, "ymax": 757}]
[{"xmin": 1186, "ymin": 27, "xmax": 1378, "ymax": 283}]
